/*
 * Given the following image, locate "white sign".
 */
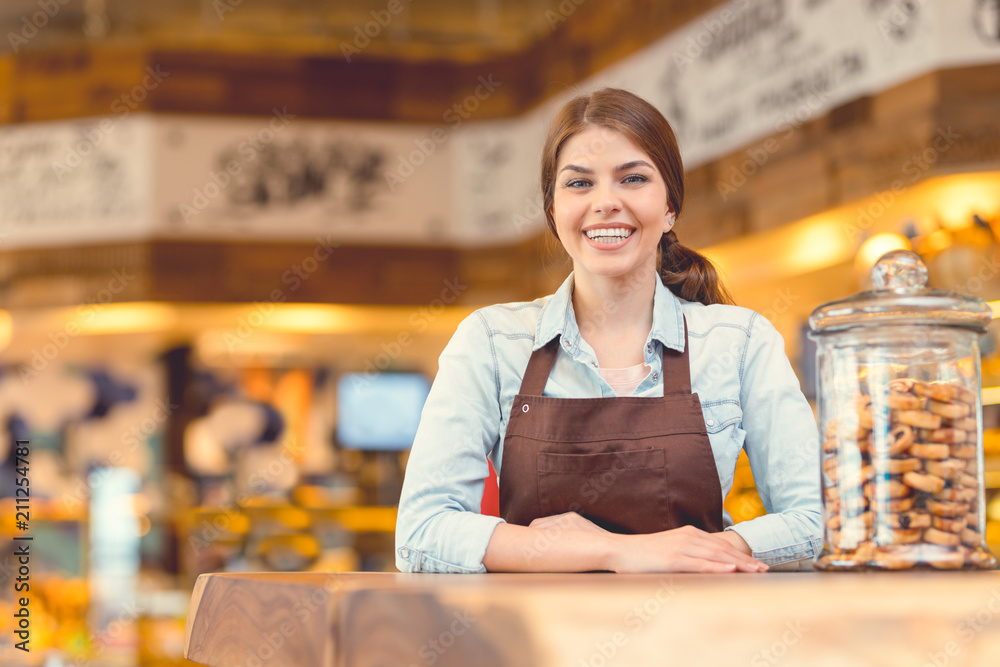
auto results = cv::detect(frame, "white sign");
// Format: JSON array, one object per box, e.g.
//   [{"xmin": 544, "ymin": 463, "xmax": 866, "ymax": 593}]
[{"xmin": 0, "ymin": 116, "xmax": 153, "ymax": 247}]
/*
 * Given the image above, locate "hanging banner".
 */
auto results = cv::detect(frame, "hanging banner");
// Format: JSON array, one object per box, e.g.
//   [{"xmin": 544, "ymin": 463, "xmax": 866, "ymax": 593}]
[
  {"xmin": 586, "ymin": 0, "xmax": 997, "ymax": 167},
  {"xmin": 0, "ymin": 116, "xmax": 153, "ymax": 247},
  {"xmin": 152, "ymin": 112, "xmax": 455, "ymax": 246}
]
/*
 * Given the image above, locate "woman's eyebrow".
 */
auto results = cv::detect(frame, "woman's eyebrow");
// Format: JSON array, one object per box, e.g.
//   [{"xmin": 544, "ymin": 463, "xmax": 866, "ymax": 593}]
[
  {"xmin": 614, "ymin": 160, "xmax": 654, "ymax": 171},
  {"xmin": 558, "ymin": 160, "xmax": 654, "ymax": 175}
]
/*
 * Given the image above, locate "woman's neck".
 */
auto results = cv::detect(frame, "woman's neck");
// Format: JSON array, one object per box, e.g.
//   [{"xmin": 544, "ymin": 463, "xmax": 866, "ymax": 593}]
[{"xmin": 572, "ymin": 265, "xmax": 657, "ymax": 368}]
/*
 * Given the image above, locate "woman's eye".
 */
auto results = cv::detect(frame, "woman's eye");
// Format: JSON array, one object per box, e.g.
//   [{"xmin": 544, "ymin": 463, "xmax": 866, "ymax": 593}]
[
  {"xmin": 623, "ymin": 174, "xmax": 648, "ymax": 184},
  {"xmin": 565, "ymin": 179, "xmax": 590, "ymax": 188}
]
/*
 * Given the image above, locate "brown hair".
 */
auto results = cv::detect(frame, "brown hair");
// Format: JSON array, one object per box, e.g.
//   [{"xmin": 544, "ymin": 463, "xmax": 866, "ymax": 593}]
[{"xmin": 540, "ymin": 87, "xmax": 733, "ymax": 306}]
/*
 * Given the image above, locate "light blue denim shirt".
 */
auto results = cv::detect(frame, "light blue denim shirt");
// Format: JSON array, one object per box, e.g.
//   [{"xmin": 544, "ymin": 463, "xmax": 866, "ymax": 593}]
[{"xmin": 395, "ymin": 272, "xmax": 822, "ymax": 573}]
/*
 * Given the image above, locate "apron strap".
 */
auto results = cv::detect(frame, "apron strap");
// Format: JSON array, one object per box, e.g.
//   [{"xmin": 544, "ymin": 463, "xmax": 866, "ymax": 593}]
[
  {"xmin": 518, "ymin": 318, "xmax": 693, "ymax": 398},
  {"xmin": 660, "ymin": 318, "xmax": 693, "ymax": 396},
  {"xmin": 518, "ymin": 337, "xmax": 561, "ymax": 396}
]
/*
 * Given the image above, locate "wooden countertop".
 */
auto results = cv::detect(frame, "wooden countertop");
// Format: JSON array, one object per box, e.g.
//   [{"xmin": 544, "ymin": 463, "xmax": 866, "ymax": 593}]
[{"xmin": 185, "ymin": 570, "xmax": 1000, "ymax": 666}]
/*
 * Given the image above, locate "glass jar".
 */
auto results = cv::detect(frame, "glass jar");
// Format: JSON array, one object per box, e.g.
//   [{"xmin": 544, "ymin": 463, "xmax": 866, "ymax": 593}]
[{"xmin": 809, "ymin": 250, "xmax": 996, "ymax": 570}]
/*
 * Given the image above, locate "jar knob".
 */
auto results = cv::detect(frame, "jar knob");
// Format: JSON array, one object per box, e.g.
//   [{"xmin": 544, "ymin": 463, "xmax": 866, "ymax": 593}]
[{"xmin": 871, "ymin": 249, "xmax": 928, "ymax": 291}]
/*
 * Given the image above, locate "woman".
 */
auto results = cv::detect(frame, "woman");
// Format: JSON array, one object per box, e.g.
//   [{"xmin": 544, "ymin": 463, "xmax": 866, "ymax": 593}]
[{"xmin": 395, "ymin": 88, "xmax": 821, "ymax": 573}]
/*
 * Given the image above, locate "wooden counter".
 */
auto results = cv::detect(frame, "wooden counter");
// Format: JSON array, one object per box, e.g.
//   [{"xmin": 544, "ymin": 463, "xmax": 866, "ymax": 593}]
[{"xmin": 185, "ymin": 570, "xmax": 1000, "ymax": 666}]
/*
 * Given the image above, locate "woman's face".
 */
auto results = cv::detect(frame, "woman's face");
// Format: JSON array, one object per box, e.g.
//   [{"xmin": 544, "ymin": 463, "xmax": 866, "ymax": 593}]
[{"xmin": 551, "ymin": 125, "xmax": 673, "ymax": 284}]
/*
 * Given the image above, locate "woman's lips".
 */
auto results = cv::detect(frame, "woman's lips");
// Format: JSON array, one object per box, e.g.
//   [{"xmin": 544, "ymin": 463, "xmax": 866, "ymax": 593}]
[{"xmin": 583, "ymin": 227, "xmax": 635, "ymax": 250}]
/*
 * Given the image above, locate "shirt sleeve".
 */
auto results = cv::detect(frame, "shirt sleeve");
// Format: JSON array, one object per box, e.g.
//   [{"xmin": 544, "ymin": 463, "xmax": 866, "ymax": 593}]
[
  {"xmin": 395, "ymin": 312, "xmax": 507, "ymax": 573},
  {"xmin": 726, "ymin": 312, "xmax": 823, "ymax": 568}
]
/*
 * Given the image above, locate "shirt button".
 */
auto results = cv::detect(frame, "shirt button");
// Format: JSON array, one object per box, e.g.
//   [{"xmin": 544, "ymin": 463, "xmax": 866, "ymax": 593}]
[
  {"xmin": 591, "ymin": 362, "xmax": 598, "ymax": 368},
  {"xmin": 706, "ymin": 419, "xmax": 715, "ymax": 427},
  {"xmin": 646, "ymin": 344, "xmax": 653, "ymax": 353},
  {"xmin": 399, "ymin": 548, "xmax": 411, "ymax": 559},
  {"xmin": 652, "ymin": 372, "xmax": 658, "ymax": 381}
]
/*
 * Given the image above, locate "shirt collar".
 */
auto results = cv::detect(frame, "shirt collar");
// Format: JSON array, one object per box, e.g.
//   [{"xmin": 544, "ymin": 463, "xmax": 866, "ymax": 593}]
[{"xmin": 534, "ymin": 271, "xmax": 686, "ymax": 353}]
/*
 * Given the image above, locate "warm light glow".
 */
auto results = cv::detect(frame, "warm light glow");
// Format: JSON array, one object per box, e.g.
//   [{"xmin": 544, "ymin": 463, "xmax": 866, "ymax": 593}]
[
  {"xmin": 921, "ymin": 229, "xmax": 952, "ymax": 254},
  {"xmin": 854, "ymin": 233, "xmax": 911, "ymax": 274},
  {"xmin": 935, "ymin": 177, "xmax": 1000, "ymax": 230},
  {"xmin": 0, "ymin": 310, "xmax": 11, "ymax": 352},
  {"xmin": 989, "ymin": 301, "xmax": 1000, "ymax": 319},
  {"xmin": 784, "ymin": 220, "xmax": 854, "ymax": 274},
  {"xmin": 253, "ymin": 304, "xmax": 354, "ymax": 333},
  {"xmin": 80, "ymin": 303, "xmax": 179, "ymax": 334},
  {"xmin": 702, "ymin": 171, "xmax": 1000, "ymax": 292},
  {"xmin": 983, "ymin": 386, "xmax": 1000, "ymax": 406},
  {"xmin": 137, "ymin": 514, "xmax": 152, "ymax": 538},
  {"xmin": 702, "ymin": 212, "xmax": 854, "ymax": 284}
]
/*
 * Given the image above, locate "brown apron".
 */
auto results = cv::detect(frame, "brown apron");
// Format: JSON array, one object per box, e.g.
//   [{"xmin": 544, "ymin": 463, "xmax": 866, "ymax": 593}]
[{"xmin": 498, "ymin": 320, "xmax": 723, "ymax": 534}]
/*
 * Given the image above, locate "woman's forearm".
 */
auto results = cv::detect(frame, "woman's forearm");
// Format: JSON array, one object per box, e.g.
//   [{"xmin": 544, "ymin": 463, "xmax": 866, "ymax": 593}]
[{"xmin": 482, "ymin": 522, "xmax": 619, "ymax": 572}]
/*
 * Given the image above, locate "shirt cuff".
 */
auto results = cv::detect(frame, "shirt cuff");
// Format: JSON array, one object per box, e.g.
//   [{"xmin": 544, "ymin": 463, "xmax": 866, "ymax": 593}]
[
  {"xmin": 396, "ymin": 513, "xmax": 506, "ymax": 573},
  {"xmin": 725, "ymin": 514, "xmax": 821, "ymax": 567}
]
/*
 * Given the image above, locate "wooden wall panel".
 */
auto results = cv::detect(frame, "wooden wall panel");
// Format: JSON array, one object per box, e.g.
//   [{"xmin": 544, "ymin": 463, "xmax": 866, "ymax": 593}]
[
  {"xmin": 0, "ymin": 54, "xmax": 13, "ymax": 124},
  {"xmin": 147, "ymin": 242, "xmax": 464, "ymax": 306},
  {"xmin": 10, "ymin": 47, "xmax": 150, "ymax": 122},
  {"xmin": 1, "ymin": 0, "xmax": 730, "ymax": 124}
]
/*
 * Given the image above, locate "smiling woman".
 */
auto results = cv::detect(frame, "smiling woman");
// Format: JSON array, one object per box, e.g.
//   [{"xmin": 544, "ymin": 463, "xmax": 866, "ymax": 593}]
[{"xmin": 395, "ymin": 88, "xmax": 822, "ymax": 575}]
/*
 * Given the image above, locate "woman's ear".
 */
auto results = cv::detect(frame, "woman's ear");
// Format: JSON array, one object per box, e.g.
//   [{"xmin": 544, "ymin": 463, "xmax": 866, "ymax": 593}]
[{"xmin": 663, "ymin": 210, "xmax": 676, "ymax": 233}]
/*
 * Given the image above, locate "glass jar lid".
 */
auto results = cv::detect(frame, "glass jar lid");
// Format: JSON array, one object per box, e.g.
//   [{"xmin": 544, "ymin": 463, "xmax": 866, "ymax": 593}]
[{"xmin": 809, "ymin": 250, "xmax": 993, "ymax": 335}]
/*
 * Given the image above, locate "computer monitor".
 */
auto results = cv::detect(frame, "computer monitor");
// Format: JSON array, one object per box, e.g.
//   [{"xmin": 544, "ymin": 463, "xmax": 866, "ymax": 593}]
[{"xmin": 335, "ymin": 372, "xmax": 431, "ymax": 451}]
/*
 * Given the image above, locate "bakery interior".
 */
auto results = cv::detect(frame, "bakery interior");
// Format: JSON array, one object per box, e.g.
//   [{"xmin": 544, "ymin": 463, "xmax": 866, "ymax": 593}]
[{"xmin": 2, "ymin": 0, "xmax": 1000, "ymax": 664}]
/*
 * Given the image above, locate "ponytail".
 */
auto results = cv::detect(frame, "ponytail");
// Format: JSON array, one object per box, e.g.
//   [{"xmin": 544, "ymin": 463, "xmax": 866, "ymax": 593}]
[{"xmin": 659, "ymin": 230, "xmax": 734, "ymax": 306}]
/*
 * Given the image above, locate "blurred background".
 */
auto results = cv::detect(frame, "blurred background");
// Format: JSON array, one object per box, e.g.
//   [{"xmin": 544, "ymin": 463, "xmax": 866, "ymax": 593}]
[{"xmin": 0, "ymin": 0, "xmax": 999, "ymax": 664}]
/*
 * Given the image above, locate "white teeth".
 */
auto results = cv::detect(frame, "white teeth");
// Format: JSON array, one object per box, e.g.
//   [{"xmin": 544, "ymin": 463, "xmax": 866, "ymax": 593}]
[{"xmin": 585, "ymin": 228, "xmax": 633, "ymax": 243}]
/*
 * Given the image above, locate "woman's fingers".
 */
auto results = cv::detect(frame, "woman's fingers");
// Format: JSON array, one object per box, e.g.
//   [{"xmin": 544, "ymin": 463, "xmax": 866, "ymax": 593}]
[
  {"xmin": 675, "ymin": 528, "xmax": 767, "ymax": 570},
  {"xmin": 610, "ymin": 528, "xmax": 768, "ymax": 573}
]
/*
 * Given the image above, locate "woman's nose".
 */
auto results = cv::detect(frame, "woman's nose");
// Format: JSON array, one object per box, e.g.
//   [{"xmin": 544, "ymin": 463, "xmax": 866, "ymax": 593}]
[{"xmin": 592, "ymin": 183, "xmax": 621, "ymax": 215}]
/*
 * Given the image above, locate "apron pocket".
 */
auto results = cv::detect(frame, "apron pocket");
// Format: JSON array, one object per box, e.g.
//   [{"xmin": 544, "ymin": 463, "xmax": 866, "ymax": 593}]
[{"xmin": 536, "ymin": 448, "xmax": 668, "ymax": 534}]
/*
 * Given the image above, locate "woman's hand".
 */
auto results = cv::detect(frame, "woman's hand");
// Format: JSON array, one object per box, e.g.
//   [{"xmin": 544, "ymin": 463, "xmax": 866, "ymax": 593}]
[
  {"xmin": 529, "ymin": 511, "xmax": 610, "ymax": 535},
  {"xmin": 608, "ymin": 525, "xmax": 768, "ymax": 573}
]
